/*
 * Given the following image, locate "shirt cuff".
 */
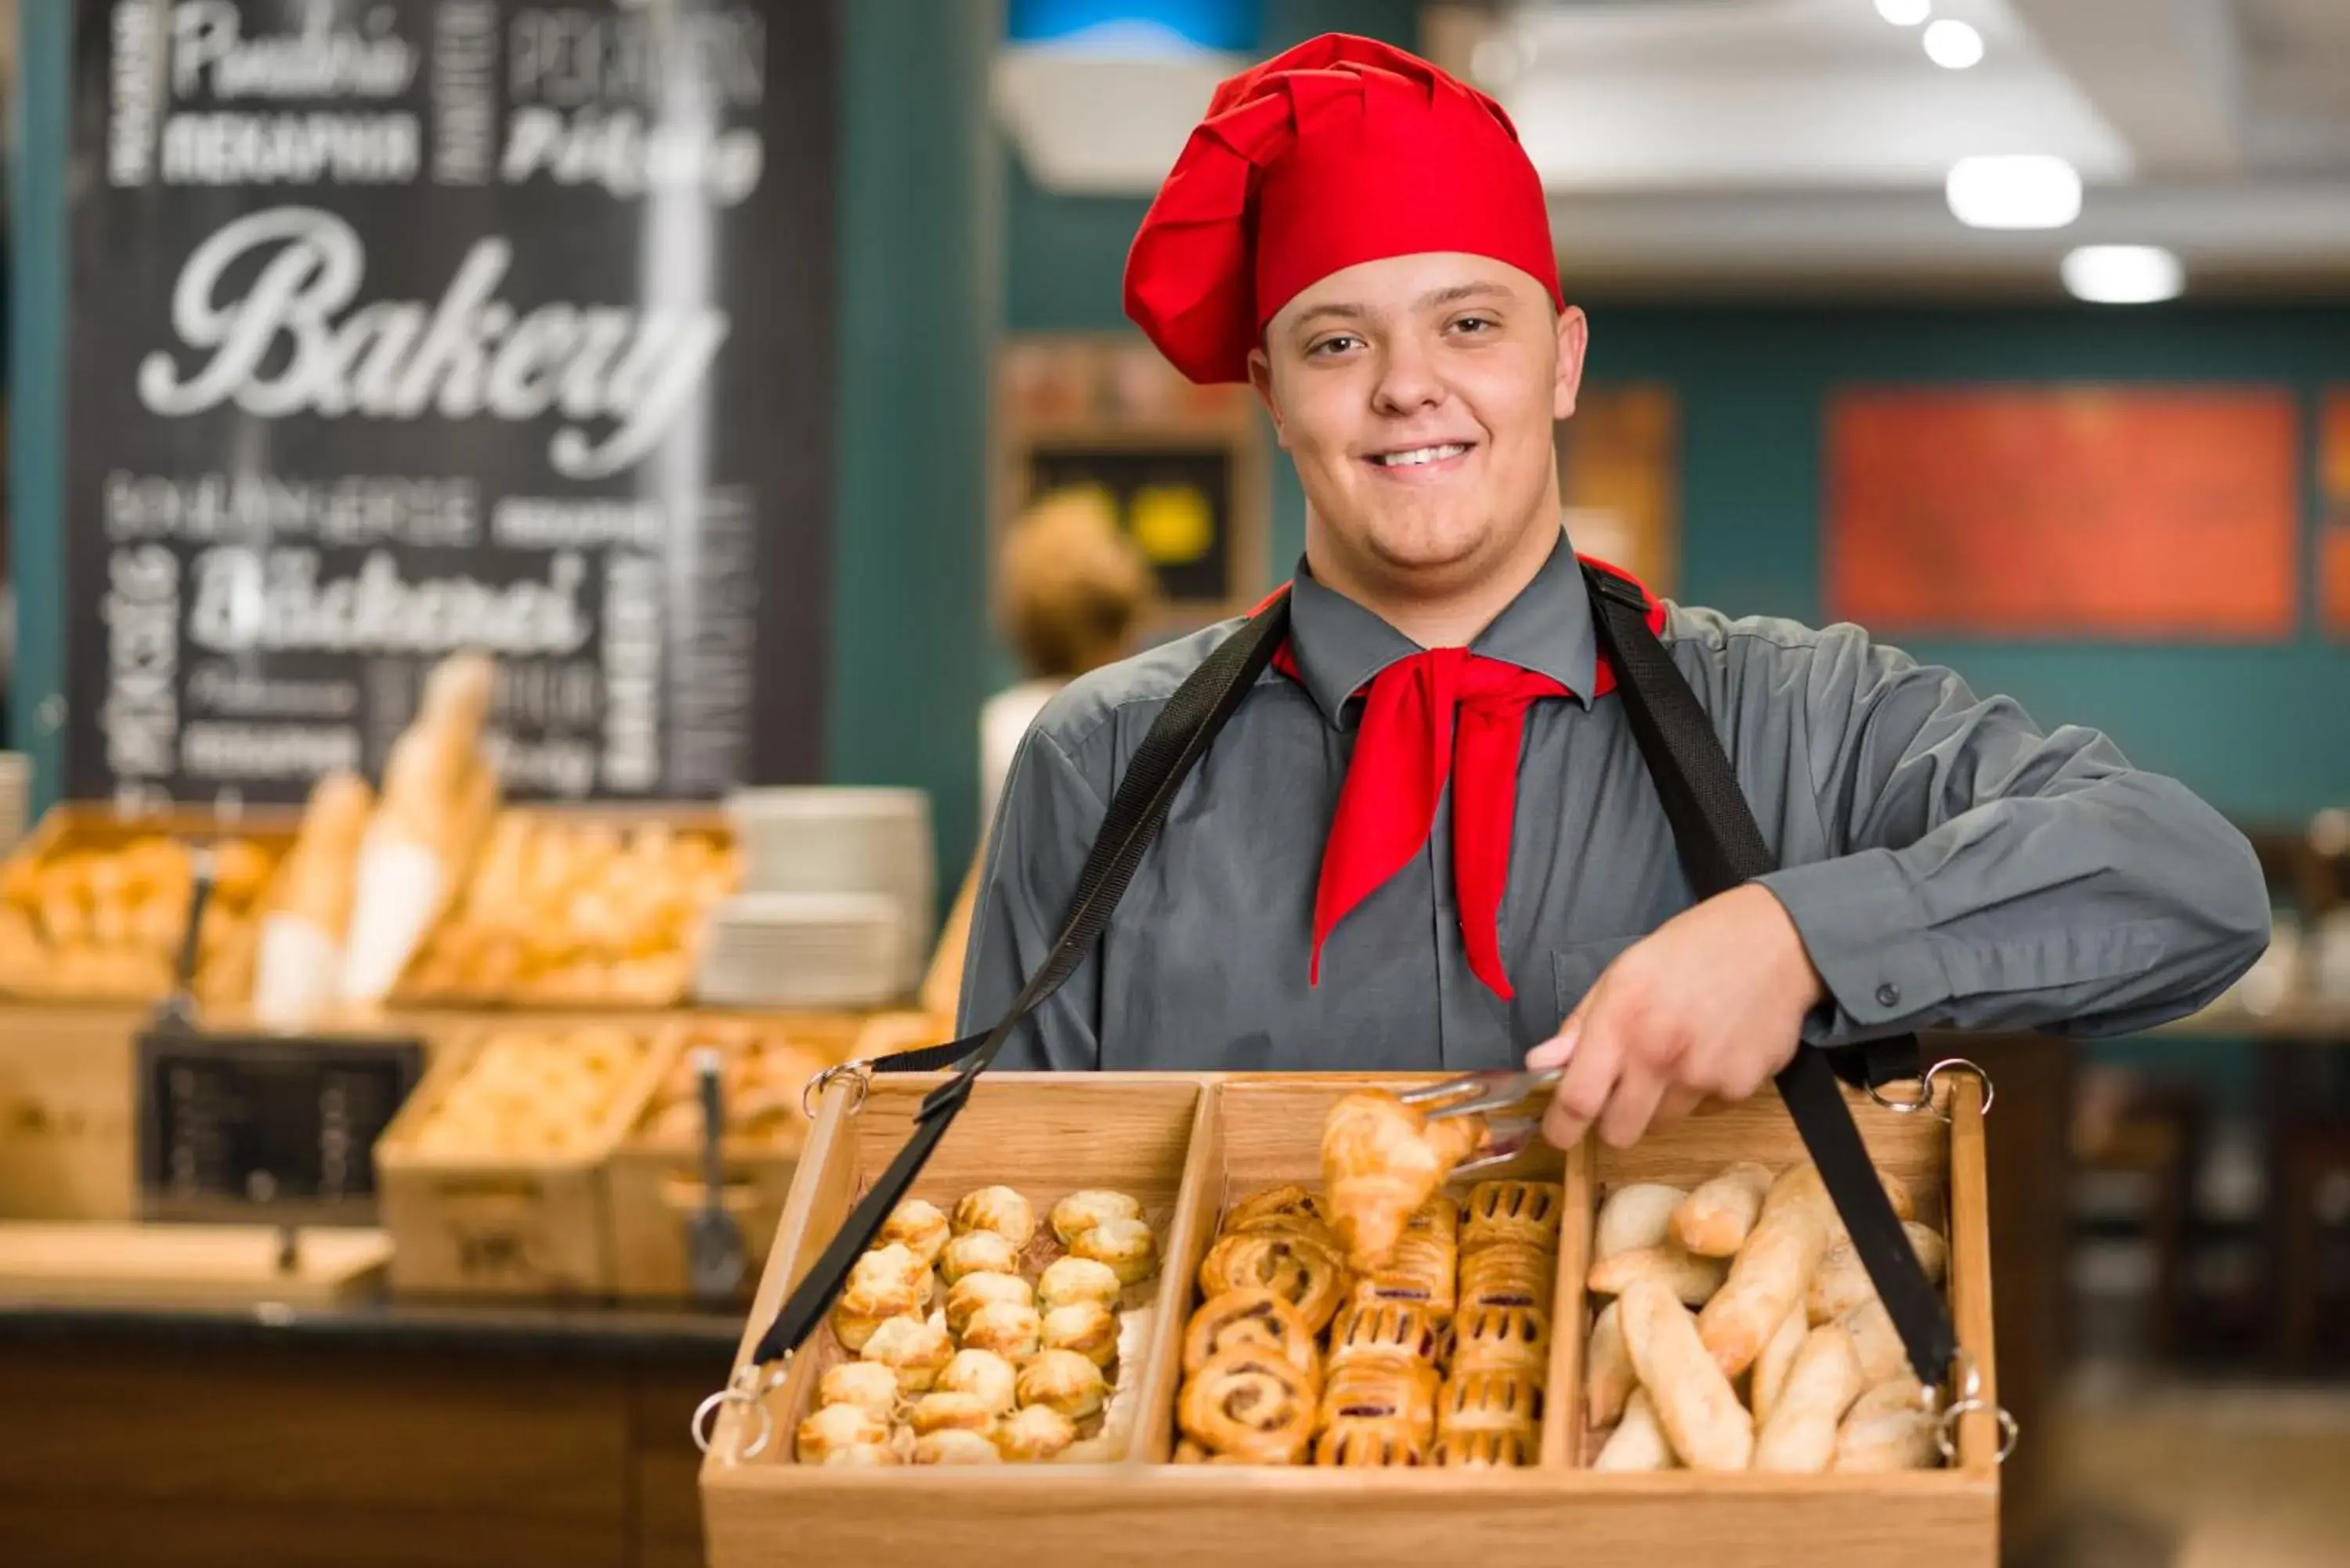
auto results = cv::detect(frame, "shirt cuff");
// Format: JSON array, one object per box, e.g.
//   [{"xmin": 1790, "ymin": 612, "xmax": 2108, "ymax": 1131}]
[{"xmin": 1755, "ymin": 850, "xmax": 1953, "ymax": 1044}]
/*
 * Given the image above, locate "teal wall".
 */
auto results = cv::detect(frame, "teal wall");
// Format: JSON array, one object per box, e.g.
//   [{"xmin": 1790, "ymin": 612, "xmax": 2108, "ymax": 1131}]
[{"xmin": 1006, "ymin": 168, "xmax": 2350, "ymax": 824}]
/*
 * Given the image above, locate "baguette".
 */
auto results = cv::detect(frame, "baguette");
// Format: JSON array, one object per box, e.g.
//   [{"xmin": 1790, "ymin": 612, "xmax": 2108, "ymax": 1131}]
[
  {"xmin": 1584, "ymin": 1299, "xmax": 1636, "ymax": 1428},
  {"xmin": 1752, "ymin": 1324, "xmax": 1864, "ymax": 1473},
  {"xmin": 1696, "ymin": 1202, "xmax": 1831, "ymax": 1378},
  {"xmin": 1593, "ymin": 1389, "xmax": 1677, "ymax": 1472},
  {"xmin": 1619, "ymin": 1280, "xmax": 1752, "ymax": 1472},
  {"xmin": 1832, "ymin": 1378, "xmax": 1940, "ymax": 1472},
  {"xmin": 1748, "ymin": 1302, "xmax": 1809, "ymax": 1427},
  {"xmin": 1762, "ymin": 1163, "xmax": 1916, "ymax": 1232},
  {"xmin": 1594, "ymin": 1183, "xmax": 1687, "ymax": 1261},
  {"xmin": 1840, "ymin": 1299, "xmax": 1908, "ymax": 1386},
  {"xmin": 1669, "ymin": 1162, "xmax": 1773, "ymax": 1258},
  {"xmin": 1587, "ymin": 1243, "xmax": 1728, "ymax": 1307},
  {"xmin": 1807, "ymin": 1222, "xmax": 1949, "ymax": 1325}
]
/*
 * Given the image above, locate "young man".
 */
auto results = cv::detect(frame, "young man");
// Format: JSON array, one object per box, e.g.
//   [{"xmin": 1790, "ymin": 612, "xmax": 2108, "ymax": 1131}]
[{"xmin": 959, "ymin": 34, "xmax": 2268, "ymax": 1152}]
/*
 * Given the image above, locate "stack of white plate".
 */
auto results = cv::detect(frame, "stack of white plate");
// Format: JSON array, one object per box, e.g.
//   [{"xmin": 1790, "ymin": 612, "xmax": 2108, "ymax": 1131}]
[
  {"xmin": 695, "ymin": 892, "xmax": 908, "ymax": 1009},
  {"xmin": 720, "ymin": 786, "xmax": 937, "ymax": 995},
  {"xmin": 0, "ymin": 754, "xmax": 29, "ymax": 862}
]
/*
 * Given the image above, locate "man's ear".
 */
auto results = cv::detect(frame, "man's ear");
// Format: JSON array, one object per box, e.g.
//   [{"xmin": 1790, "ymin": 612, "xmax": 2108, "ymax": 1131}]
[
  {"xmin": 1553, "ymin": 305, "xmax": 1589, "ymax": 422},
  {"xmin": 1247, "ymin": 345, "xmax": 1289, "ymax": 449}
]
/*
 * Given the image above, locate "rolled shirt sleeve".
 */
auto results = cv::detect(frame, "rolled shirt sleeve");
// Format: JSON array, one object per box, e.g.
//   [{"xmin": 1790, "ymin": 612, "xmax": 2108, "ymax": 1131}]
[
  {"xmin": 1752, "ymin": 624, "xmax": 2272, "ymax": 1043},
  {"xmin": 956, "ymin": 722, "xmax": 1109, "ymax": 1070}
]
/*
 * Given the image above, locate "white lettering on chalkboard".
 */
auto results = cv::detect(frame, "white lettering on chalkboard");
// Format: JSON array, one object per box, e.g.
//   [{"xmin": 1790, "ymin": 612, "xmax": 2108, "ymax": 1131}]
[
  {"xmin": 136, "ymin": 207, "xmax": 729, "ymax": 479},
  {"xmin": 111, "ymin": 2, "xmax": 163, "ymax": 186},
  {"xmin": 432, "ymin": 2, "xmax": 499, "ymax": 186},
  {"xmin": 486, "ymin": 733, "xmax": 597, "ymax": 797},
  {"xmin": 491, "ymin": 496, "xmax": 665, "ymax": 551},
  {"xmin": 182, "ymin": 721, "xmax": 363, "ymax": 779},
  {"xmin": 186, "ymin": 663, "xmax": 361, "ymax": 719},
  {"xmin": 186, "ymin": 547, "xmax": 592, "ymax": 656},
  {"xmin": 161, "ymin": 112, "xmax": 421, "ymax": 185},
  {"xmin": 172, "ymin": 2, "xmax": 418, "ymax": 100},
  {"xmin": 103, "ymin": 545, "xmax": 182, "ymax": 781},
  {"xmin": 501, "ymin": 107, "xmax": 764, "ymax": 205},
  {"xmin": 508, "ymin": 7, "xmax": 765, "ymax": 110},
  {"xmin": 602, "ymin": 552, "xmax": 660, "ymax": 792},
  {"xmin": 106, "ymin": 469, "xmax": 480, "ymax": 548}
]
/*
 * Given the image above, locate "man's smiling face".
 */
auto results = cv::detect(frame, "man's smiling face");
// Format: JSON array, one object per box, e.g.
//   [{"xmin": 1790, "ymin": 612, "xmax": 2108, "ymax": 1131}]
[{"xmin": 1250, "ymin": 251, "xmax": 1587, "ymax": 605}]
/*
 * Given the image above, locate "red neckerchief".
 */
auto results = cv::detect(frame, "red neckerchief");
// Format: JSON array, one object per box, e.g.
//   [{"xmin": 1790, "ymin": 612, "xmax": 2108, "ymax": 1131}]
[{"xmin": 1267, "ymin": 558, "xmax": 1665, "ymax": 999}]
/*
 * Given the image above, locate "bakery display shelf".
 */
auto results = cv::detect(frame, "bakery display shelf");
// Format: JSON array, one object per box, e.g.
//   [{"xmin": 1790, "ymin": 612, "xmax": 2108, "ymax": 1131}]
[
  {"xmin": 699, "ymin": 1071, "xmax": 1998, "ymax": 1568},
  {"xmin": 375, "ymin": 1024, "xmax": 681, "ymax": 1299}
]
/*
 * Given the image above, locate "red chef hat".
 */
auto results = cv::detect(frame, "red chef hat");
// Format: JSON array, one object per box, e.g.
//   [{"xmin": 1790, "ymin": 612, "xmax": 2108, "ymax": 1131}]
[{"xmin": 1123, "ymin": 34, "xmax": 1561, "ymax": 385}]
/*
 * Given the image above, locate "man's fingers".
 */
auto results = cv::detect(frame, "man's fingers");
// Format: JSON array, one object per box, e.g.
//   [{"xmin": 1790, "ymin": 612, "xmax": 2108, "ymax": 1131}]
[
  {"xmin": 1542, "ymin": 1019, "xmax": 1621, "ymax": 1151},
  {"xmin": 1525, "ymin": 1016, "xmax": 1580, "ymax": 1072},
  {"xmin": 1650, "ymin": 1084, "xmax": 1705, "ymax": 1132},
  {"xmin": 1597, "ymin": 1068, "xmax": 1665, "ymax": 1150}
]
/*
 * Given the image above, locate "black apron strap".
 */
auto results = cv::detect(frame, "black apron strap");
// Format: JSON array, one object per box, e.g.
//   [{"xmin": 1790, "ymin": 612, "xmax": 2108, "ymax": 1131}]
[
  {"xmin": 745, "ymin": 592, "xmax": 1292, "ymax": 1367},
  {"xmin": 1582, "ymin": 562, "xmax": 1957, "ymax": 1389}
]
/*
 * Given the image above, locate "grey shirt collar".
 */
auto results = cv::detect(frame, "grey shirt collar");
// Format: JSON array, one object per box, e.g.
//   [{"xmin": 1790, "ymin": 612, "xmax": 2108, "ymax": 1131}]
[{"xmin": 1285, "ymin": 530, "xmax": 1600, "ymax": 728}]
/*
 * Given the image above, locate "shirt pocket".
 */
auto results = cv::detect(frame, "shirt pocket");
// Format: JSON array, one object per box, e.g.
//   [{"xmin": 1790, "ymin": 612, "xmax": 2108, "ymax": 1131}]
[{"xmin": 1552, "ymin": 935, "xmax": 1644, "ymax": 1022}]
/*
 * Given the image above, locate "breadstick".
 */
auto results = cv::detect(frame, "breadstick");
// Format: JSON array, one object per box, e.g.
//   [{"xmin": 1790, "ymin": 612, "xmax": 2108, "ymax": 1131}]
[
  {"xmin": 1593, "ymin": 1389, "xmax": 1678, "ymax": 1472},
  {"xmin": 1752, "ymin": 1324, "xmax": 1864, "ymax": 1472},
  {"xmin": 1696, "ymin": 1203, "xmax": 1831, "ymax": 1378},
  {"xmin": 1669, "ymin": 1162, "xmax": 1773, "ymax": 1257},
  {"xmin": 1749, "ymin": 1302, "xmax": 1808, "ymax": 1427},
  {"xmin": 1807, "ymin": 1222, "xmax": 1949, "ymax": 1325},
  {"xmin": 1595, "ymin": 1183, "xmax": 1687, "ymax": 1260},
  {"xmin": 1832, "ymin": 1378, "xmax": 1940, "ymax": 1472},
  {"xmin": 1841, "ymin": 1299, "xmax": 1908, "ymax": 1386},
  {"xmin": 1587, "ymin": 1243, "xmax": 1728, "ymax": 1307},
  {"xmin": 1585, "ymin": 1299, "xmax": 1636, "ymax": 1428},
  {"xmin": 1619, "ymin": 1280, "xmax": 1752, "ymax": 1472},
  {"xmin": 1762, "ymin": 1164, "xmax": 1916, "ymax": 1232}
]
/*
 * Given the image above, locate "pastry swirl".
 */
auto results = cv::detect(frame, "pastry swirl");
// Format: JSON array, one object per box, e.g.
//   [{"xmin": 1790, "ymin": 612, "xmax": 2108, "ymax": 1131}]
[
  {"xmin": 1177, "ymin": 1346, "xmax": 1316, "ymax": 1464},
  {"xmin": 1198, "ymin": 1230, "xmax": 1350, "ymax": 1333},
  {"xmin": 1463, "ymin": 1180, "xmax": 1564, "ymax": 1253},
  {"xmin": 1224, "ymin": 1185, "xmax": 1321, "ymax": 1231},
  {"xmin": 1182, "ymin": 1288, "xmax": 1321, "ymax": 1383}
]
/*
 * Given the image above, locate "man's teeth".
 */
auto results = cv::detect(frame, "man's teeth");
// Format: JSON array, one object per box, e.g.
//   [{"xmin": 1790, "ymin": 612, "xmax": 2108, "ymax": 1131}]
[{"xmin": 1372, "ymin": 443, "xmax": 1469, "ymax": 468}]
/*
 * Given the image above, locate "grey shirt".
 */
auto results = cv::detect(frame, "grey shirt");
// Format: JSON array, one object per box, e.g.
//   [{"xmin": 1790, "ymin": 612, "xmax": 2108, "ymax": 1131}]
[{"xmin": 959, "ymin": 535, "xmax": 2269, "ymax": 1072}]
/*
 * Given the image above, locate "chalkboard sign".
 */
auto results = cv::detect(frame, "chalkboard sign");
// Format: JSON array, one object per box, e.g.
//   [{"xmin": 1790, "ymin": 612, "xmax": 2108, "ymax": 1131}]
[{"xmin": 136, "ymin": 1030, "xmax": 426, "ymax": 1226}]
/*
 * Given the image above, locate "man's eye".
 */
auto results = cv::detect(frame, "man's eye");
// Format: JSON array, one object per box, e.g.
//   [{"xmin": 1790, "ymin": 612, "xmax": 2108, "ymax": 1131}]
[
  {"xmin": 1449, "ymin": 315, "xmax": 1496, "ymax": 335},
  {"xmin": 1309, "ymin": 334, "xmax": 1362, "ymax": 356}
]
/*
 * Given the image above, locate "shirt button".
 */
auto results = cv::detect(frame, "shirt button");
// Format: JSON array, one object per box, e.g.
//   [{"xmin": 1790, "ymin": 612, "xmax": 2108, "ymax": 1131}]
[{"xmin": 1875, "ymin": 982, "xmax": 1902, "ymax": 1009}]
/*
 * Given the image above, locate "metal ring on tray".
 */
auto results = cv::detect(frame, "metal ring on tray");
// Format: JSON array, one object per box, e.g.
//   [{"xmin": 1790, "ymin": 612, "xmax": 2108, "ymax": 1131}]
[
  {"xmin": 692, "ymin": 1360, "xmax": 787, "ymax": 1461},
  {"xmin": 1932, "ymin": 1346, "xmax": 2018, "ymax": 1465},
  {"xmin": 801, "ymin": 1061, "xmax": 873, "ymax": 1120},
  {"xmin": 1865, "ymin": 1057, "xmax": 1997, "ymax": 1122}
]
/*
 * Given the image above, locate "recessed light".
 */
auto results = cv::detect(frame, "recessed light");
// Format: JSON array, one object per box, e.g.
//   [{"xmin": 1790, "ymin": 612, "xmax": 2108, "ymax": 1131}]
[
  {"xmin": 2062, "ymin": 245, "xmax": 2186, "ymax": 304},
  {"xmin": 1946, "ymin": 154, "xmax": 2081, "ymax": 229},
  {"xmin": 1876, "ymin": 0, "xmax": 1931, "ymax": 25},
  {"xmin": 1923, "ymin": 18, "xmax": 1985, "ymax": 68}
]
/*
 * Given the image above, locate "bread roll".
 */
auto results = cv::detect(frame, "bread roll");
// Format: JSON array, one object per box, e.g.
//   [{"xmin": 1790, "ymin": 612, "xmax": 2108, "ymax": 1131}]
[
  {"xmin": 1619, "ymin": 1280, "xmax": 1752, "ymax": 1472},
  {"xmin": 1669, "ymin": 1162, "xmax": 1773, "ymax": 1258},
  {"xmin": 1832, "ymin": 1378, "xmax": 1940, "ymax": 1472},
  {"xmin": 1752, "ymin": 1325, "xmax": 1864, "ymax": 1473},
  {"xmin": 1587, "ymin": 1243, "xmax": 1728, "ymax": 1307},
  {"xmin": 1595, "ymin": 1183, "xmax": 1687, "ymax": 1260},
  {"xmin": 1806, "ymin": 1221, "xmax": 1949, "ymax": 1325},
  {"xmin": 1696, "ymin": 1203, "xmax": 1831, "ymax": 1378},
  {"xmin": 1748, "ymin": 1302, "xmax": 1809, "ymax": 1427},
  {"xmin": 1584, "ymin": 1299, "xmax": 1636, "ymax": 1428},
  {"xmin": 1593, "ymin": 1389, "xmax": 1678, "ymax": 1472}
]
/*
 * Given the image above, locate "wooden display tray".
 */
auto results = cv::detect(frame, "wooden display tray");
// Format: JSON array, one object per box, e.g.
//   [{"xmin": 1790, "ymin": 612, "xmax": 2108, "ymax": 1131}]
[
  {"xmin": 0, "ymin": 1220, "xmax": 392, "ymax": 1307},
  {"xmin": 700, "ymin": 1071, "xmax": 1999, "ymax": 1568},
  {"xmin": 374, "ymin": 1026, "xmax": 679, "ymax": 1298}
]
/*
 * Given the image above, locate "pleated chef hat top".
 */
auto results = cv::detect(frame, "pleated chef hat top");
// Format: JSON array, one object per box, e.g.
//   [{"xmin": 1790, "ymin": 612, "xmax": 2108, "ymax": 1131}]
[{"xmin": 1123, "ymin": 33, "xmax": 1563, "ymax": 385}]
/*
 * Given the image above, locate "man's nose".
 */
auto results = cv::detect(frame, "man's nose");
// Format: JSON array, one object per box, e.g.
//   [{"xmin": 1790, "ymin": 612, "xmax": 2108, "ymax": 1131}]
[{"xmin": 1370, "ymin": 335, "xmax": 1445, "ymax": 415}]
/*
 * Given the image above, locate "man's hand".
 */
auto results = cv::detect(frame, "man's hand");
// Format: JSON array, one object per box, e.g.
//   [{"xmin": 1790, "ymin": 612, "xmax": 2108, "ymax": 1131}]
[{"xmin": 1527, "ymin": 884, "xmax": 1827, "ymax": 1151}]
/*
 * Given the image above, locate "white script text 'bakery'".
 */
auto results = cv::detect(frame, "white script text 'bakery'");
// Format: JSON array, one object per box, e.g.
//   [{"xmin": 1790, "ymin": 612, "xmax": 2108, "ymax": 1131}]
[{"xmin": 135, "ymin": 207, "xmax": 729, "ymax": 480}]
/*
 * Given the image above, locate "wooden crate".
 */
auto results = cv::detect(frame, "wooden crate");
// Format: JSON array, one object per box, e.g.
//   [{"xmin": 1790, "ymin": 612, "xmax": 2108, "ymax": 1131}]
[
  {"xmin": 700, "ymin": 1071, "xmax": 1998, "ymax": 1568},
  {"xmin": 608, "ymin": 1012, "xmax": 868, "ymax": 1302},
  {"xmin": 375, "ymin": 1025, "xmax": 678, "ymax": 1297}
]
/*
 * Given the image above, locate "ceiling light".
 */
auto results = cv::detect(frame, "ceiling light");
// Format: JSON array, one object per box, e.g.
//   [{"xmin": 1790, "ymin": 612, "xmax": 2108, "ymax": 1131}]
[
  {"xmin": 1922, "ymin": 18, "xmax": 1984, "ymax": 67},
  {"xmin": 1875, "ymin": 0, "xmax": 1931, "ymax": 25},
  {"xmin": 2062, "ymin": 244, "xmax": 2185, "ymax": 305},
  {"xmin": 1945, "ymin": 154, "xmax": 2081, "ymax": 229}
]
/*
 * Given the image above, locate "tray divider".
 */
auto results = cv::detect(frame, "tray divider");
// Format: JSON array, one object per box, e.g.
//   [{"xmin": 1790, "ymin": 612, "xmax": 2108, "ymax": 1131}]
[
  {"xmin": 1945, "ymin": 1075, "xmax": 1998, "ymax": 1476},
  {"xmin": 1542, "ymin": 1135, "xmax": 1596, "ymax": 1469},
  {"xmin": 1126, "ymin": 1077, "xmax": 1227, "ymax": 1464}
]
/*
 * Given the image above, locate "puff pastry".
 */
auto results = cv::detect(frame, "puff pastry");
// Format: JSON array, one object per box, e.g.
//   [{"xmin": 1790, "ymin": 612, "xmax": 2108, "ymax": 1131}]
[
  {"xmin": 1459, "ymin": 1242, "xmax": 1555, "ymax": 1310},
  {"xmin": 860, "ymin": 1313, "xmax": 953, "ymax": 1393},
  {"xmin": 1316, "ymin": 1361, "xmax": 1439, "ymax": 1440},
  {"xmin": 1036, "ymin": 1255, "xmax": 1123, "ymax": 1311},
  {"xmin": 879, "ymin": 1198, "xmax": 953, "ymax": 1267},
  {"xmin": 1015, "ymin": 1347, "xmax": 1108, "ymax": 1421},
  {"xmin": 940, "ymin": 1230, "xmax": 1021, "ymax": 1284},
  {"xmin": 1433, "ymin": 1429, "xmax": 1529, "ymax": 1469},
  {"xmin": 833, "ymin": 1242, "xmax": 931, "ymax": 1347},
  {"xmin": 1227, "ymin": 1207, "xmax": 1348, "ymax": 1261},
  {"xmin": 796, "ymin": 1401, "xmax": 890, "ymax": 1463},
  {"xmin": 1198, "ymin": 1230, "xmax": 1350, "ymax": 1333},
  {"xmin": 938, "ymin": 1348, "xmax": 1020, "ymax": 1414},
  {"xmin": 1451, "ymin": 1306, "xmax": 1552, "ymax": 1381},
  {"xmin": 1462, "ymin": 1181, "xmax": 1563, "ymax": 1253},
  {"xmin": 1070, "ymin": 1216, "xmax": 1159, "ymax": 1286},
  {"xmin": 961, "ymin": 1300, "xmax": 1043, "ymax": 1363},
  {"xmin": 817, "ymin": 1360, "xmax": 900, "ymax": 1422},
  {"xmin": 994, "ymin": 1403, "xmax": 1078, "ymax": 1461},
  {"xmin": 1320, "ymin": 1090, "xmax": 1488, "ymax": 1271},
  {"xmin": 1437, "ymin": 1370, "xmax": 1544, "ymax": 1439},
  {"xmin": 913, "ymin": 1429, "xmax": 1003, "ymax": 1465},
  {"xmin": 1177, "ymin": 1346, "xmax": 1317, "ymax": 1464},
  {"xmin": 945, "ymin": 1270, "xmax": 1033, "ymax": 1336},
  {"xmin": 1326, "ymin": 1300, "xmax": 1443, "ymax": 1370},
  {"xmin": 1223, "ymin": 1184, "xmax": 1321, "ymax": 1231},
  {"xmin": 1050, "ymin": 1189, "xmax": 1143, "ymax": 1246},
  {"xmin": 1182, "ymin": 1288, "xmax": 1321, "ymax": 1383},
  {"xmin": 953, "ymin": 1184, "xmax": 1039, "ymax": 1248},
  {"xmin": 1042, "ymin": 1301, "xmax": 1120, "ymax": 1368},
  {"xmin": 820, "ymin": 1443, "xmax": 902, "ymax": 1468},
  {"xmin": 1314, "ymin": 1420, "xmax": 1426, "ymax": 1467},
  {"xmin": 909, "ymin": 1390, "xmax": 997, "ymax": 1437}
]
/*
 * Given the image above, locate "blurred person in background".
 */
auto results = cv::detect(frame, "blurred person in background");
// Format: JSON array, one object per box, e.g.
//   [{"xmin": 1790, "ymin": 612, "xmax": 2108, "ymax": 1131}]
[{"xmin": 963, "ymin": 34, "xmax": 2269, "ymax": 1151}]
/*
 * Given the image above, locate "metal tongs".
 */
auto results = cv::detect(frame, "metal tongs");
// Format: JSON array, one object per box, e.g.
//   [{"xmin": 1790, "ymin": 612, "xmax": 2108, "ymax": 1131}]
[{"xmin": 1399, "ymin": 1066, "xmax": 1563, "ymax": 1175}]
